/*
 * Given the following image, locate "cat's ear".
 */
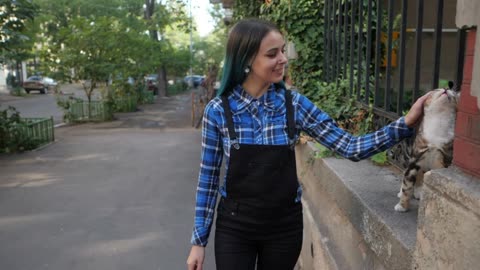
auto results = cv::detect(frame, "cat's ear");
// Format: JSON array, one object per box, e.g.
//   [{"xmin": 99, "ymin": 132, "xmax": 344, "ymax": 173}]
[
  {"xmin": 449, "ymin": 80, "xmax": 462, "ymax": 93},
  {"xmin": 448, "ymin": 81, "xmax": 455, "ymax": 90}
]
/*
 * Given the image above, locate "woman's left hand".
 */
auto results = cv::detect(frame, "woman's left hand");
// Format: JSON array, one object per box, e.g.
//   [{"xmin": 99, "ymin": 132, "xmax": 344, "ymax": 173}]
[{"xmin": 404, "ymin": 91, "xmax": 433, "ymax": 128}]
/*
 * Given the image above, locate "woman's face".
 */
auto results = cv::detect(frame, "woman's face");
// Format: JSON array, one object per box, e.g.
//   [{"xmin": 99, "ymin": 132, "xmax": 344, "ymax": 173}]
[{"xmin": 248, "ymin": 30, "xmax": 287, "ymax": 86}]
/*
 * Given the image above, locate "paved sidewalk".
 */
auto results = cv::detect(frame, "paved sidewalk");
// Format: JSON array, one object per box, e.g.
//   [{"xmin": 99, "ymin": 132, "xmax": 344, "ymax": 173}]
[
  {"xmin": 0, "ymin": 94, "xmax": 24, "ymax": 103},
  {"xmin": 0, "ymin": 92, "xmax": 216, "ymax": 270}
]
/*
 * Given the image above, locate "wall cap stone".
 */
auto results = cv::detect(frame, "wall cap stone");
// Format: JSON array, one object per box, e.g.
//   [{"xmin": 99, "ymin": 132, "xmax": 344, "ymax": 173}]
[{"xmin": 424, "ymin": 166, "xmax": 480, "ymax": 216}]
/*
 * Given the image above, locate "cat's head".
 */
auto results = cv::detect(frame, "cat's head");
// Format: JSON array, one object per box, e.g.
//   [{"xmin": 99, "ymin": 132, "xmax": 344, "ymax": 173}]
[{"xmin": 423, "ymin": 81, "xmax": 459, "ymax": 114}]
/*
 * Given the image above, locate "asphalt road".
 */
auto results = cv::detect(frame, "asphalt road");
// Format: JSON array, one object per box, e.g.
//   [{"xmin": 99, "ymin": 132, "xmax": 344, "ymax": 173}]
[
  {"xmin": 0, "ymin": 92, "xmax": 64, "ymax": 124},
  {"xmin": 0, "ymin": 93, "xmax": 217, "ymax": 270},
  {"xmin": 0, "ymin": 84, "xmax": 103, "ymax": 125}
]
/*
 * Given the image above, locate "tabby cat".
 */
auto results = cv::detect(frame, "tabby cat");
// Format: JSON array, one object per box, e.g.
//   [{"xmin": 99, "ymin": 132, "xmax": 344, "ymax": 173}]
[{"xmin": 395, "ymin": 83, "xmax": 459, "ymax": 212}]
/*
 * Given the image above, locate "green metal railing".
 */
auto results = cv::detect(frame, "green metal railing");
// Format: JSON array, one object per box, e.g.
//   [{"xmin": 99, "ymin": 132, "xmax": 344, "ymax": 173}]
[
  {"xmin": 69, "ymin": 101, "xmax": 113, "ymax": 122},
  {"xmin": 21, "ymin": 117, "xmax": 55, "ymax": 146},
  {"xmin": 0, "ymin": 117, "xmax": 55, "ymax": 153},
  {"xmin": 114, "ymin": 96, "xmax": 138, "ymax": 112}
]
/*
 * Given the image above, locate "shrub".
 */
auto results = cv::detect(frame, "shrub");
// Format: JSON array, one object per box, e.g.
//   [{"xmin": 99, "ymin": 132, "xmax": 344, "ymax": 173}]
[{"xmin": 0, "ymin": 107, "xmax": 38, "ymax": 153}]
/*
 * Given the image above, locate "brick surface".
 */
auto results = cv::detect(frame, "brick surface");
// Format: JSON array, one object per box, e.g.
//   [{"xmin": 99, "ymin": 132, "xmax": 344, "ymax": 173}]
[
  {"xmin": 458, "ymin": 83, "xmax": 480, "ymax": 114},
  {"xmin": 463, "ymin": 54, "xmax": 474, "ymax": 83},
  {"xmin": 455, "ymin": 112, "xmax": 480, "ymax": 143},
  {"xmin": 465, "ymin": 29, "xmax": 476, "ymax": 56},
  {"xmin": 453, "ymin": 27, "xmax": 480, "ymax": 179},
  {"xmin": 453, "ymin": 138, "xmax": 480, "ymax": 178},
  {"xmin": 455, "ymin": 111, "xmax": 470, "ymax": 138},
  {"xmin": 471, "ymin": 116, "xmax": 480, "ymax": 141}
]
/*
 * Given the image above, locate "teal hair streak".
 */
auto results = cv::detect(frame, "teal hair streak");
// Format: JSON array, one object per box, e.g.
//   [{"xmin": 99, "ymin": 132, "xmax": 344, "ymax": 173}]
[{"xmin": 216, "ymin": 52, "xmax": 249, "ymax": 97}]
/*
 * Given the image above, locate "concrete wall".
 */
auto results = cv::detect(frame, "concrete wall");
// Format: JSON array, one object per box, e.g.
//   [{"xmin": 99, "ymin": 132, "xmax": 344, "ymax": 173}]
[
  {"xmin": 413, "ymin": 168, "xmax": 480, "ymax": 269},
  {"xmin": 295, "ymin": 1, "xmax": 480, "ymax": 268},
  {"xmin": 295, "ymin": 142, "xmax": 417, "ymax": 270},
  {"xmin": 296, "ymin": 141, "xmax": 480, "ymax": 270}
]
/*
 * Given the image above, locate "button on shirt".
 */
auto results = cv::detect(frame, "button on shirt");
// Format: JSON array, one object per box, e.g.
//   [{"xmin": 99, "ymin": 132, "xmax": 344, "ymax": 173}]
[{"xmin": 191, "ymin": 84, "xmax": 414, "ymax": 246}]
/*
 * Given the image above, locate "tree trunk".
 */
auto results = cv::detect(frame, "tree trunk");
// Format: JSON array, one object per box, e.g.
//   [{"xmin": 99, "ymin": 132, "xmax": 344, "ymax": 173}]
[
  {"xmin": 16, "ymin": 61, "xmax": 23, "ymax": 86},
  {"xmin": 144, "ymin": 0, "xmax": 158, "ymax": 41},
  {"xmin": 145, "ymin": 0, "xmax": 168, "ymax": 97},
  {"xmin": 157, "ymin": 66, "xmax": 167, "ymax": 97},
  {"xmin": 87, "ymin": 83, "xmax": 94, "ymax": 120}
]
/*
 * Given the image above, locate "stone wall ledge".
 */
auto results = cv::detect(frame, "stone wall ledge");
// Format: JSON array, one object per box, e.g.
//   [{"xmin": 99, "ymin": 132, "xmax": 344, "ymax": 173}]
[
  {"xmin": 296, "ymin": 141, "xmax": 418, "ymax": 270},
  {"xmin": 424, "ymin": 167, "xmax": 480, "ymax": 216}
]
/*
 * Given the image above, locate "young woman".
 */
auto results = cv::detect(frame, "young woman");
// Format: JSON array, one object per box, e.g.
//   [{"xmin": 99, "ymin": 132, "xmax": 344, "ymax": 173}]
[{"xmin": 187, "ymin": 18, "xmax": 430, "ymax": 270}]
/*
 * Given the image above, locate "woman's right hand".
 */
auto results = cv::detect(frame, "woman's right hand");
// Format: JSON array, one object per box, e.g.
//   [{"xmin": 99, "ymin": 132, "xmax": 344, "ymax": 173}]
[{"xmin": 187, "ymin": 245, "xmax": 205, "ymax": 270}]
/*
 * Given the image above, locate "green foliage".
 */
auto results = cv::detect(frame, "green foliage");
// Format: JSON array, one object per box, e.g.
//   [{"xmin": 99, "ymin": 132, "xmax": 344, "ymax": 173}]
[
  {"xmin": 4, "ymin": 0, "xmax": 222, "ymax": 101},
  {"xmin": 258, "ymin": 0, "xmax": 325, "ymax": 98},
  {"xmin": 232, "ymin": 0, "xmax": 384, "ymax": 108},
  {"xmin": 59, "ymin": 17, "xmax": 123, "ymax": 83},
  {"xmin": 370, "ymin": 151, "xmax": 389, "ymax": 166},
  {"xmin": 113, "ymin": 96, "xmax": 138, "ymax": 113},
  {"xmin": 311, "ymin": 78, "xmax": 374, "ymax": 135},
  {"xmin": 0, "ymin": 107, "xmax": 38, "ymax": 153},
  {"xmin": 234, "ymin": 0, "xmax": 387, "ymax": 165},
  {"xmin": 10, "ymin": 86, "xmax": 27, "ymax": 97},
  {"xmin": 56, "ymin": 95, "xmax": 83, "ymax": 123},
  {"xmin": 167, "ymin": 81, "xmax": 188, "ymax": 96},
  {"xmin": 138, "ymin": 90, "xmax": 155, "ymax": 104},
  {"xmin": 233, "ymin": 0, "xmax": 262, "ymax": 21},
  {"xmin": 313, "ymin": 142, "xmax": 336, "ymax": 159},
  {"xmin": 31, "ymin": 0, "xmax": 191, "ymax": 89},
  {"xmin": 163, "ymin": 3, "xmax": 227, "ymax": 77},
  {"xmin": 0, "ymin": 0, "xmax": 37, "ymax": 54},
  {"xmin": 438, "ymin": 79, "xmax": 449, "ymax": 88},
  {"xmin": 100, "ymin": 81, "xmax": 135, "ymax": 112}
]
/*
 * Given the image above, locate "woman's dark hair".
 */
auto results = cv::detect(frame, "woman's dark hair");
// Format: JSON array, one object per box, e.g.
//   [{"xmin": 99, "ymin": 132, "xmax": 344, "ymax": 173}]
[{"xmin": 217, "ymin": 18, "xmax": 284, "ymax": 96}]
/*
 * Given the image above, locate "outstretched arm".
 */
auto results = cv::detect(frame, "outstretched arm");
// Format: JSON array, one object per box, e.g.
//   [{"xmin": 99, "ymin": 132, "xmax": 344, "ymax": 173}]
[{"xmin": 294, "ymin": 92, "xmax": 427, "ymax": 161}]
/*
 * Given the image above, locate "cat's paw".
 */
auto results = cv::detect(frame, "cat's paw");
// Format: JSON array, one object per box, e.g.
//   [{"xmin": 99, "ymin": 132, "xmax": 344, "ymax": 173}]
[
  {"xmin": 413, "ymin": 188, "xmax": 423, "ymax": 200},
  {"xmin": 397, "ymin": 191, "xmax": 402, "ymax": 198},
  {"xmin": 394, "ymin": 203, "xmax": 408, "ymax": 212}
]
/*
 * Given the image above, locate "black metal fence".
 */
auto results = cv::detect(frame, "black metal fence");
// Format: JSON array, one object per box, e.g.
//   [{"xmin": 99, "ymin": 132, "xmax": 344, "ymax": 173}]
[{"xmin": 322, "ymin": 0, "xmax": 467, "ymax": 168}]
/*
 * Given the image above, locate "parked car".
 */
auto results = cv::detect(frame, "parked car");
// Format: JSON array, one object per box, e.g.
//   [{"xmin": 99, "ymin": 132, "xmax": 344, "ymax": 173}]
[
  {"xmin": 144, "ymin": 74, "xmax": 158, "ymax": 93},
  {"xmin": 184, "ymin": 75, "xmax": 205, "ymax": 88},
  {"xmin": 22, "ymin": 76, "xmax": 48, "ymax": 94},
  {"xmin": 43, "ymin": 77, "xmax": 58, "ymax": 87}
]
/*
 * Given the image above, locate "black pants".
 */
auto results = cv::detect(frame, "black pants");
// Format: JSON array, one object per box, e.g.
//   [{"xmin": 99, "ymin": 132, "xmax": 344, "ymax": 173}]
[{"xmin": 214, "ymin": 199, "xmax": 303, "ymax": 270}]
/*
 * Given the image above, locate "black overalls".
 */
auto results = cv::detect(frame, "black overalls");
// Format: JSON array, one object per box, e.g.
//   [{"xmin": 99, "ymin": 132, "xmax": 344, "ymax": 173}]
[{"xmin": 214, "ymin": 90, "xmax": 303, "ymax": 270}]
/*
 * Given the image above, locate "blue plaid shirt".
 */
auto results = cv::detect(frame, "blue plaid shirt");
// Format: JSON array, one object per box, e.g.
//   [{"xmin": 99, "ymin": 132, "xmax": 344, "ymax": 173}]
[{"xmin": 191, "ymin": 84, "xmax": 414, "ymax": 246}]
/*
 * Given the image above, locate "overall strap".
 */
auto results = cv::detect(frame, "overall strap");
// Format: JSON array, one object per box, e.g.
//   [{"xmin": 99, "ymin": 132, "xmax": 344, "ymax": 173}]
[
  {"xmin": 285, "ymin": 90, "xmax": 296, "ymax": 146},
  {"xmin": 220, "ymin": 95, "xmax": 240, "ymax": 149}
]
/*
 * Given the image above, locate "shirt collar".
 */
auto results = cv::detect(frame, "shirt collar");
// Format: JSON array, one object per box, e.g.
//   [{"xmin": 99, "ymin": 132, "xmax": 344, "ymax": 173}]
[{"xmin": 230, "ymin": 84, "xmax": 285, "ymax": 114}]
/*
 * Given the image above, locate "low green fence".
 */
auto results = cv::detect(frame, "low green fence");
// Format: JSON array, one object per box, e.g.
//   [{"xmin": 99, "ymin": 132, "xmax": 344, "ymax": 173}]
[
  {"xmin": 69, "ymin": 101, "xmax": 113, "ymax": 122},
  {"xmin": 114, "ymin": 95, "xmax": 138, "ymax": 112},
  {"xmin": 0, "ymin": 117, "xmax": 55, "ymax": 153},
  {"xmin": 21, "ymin": 117, "xmax": 55, "ymax": 146},
  {"xmin": 63, "ymin": 94, "xmax": 152, "ymax": 123}
]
